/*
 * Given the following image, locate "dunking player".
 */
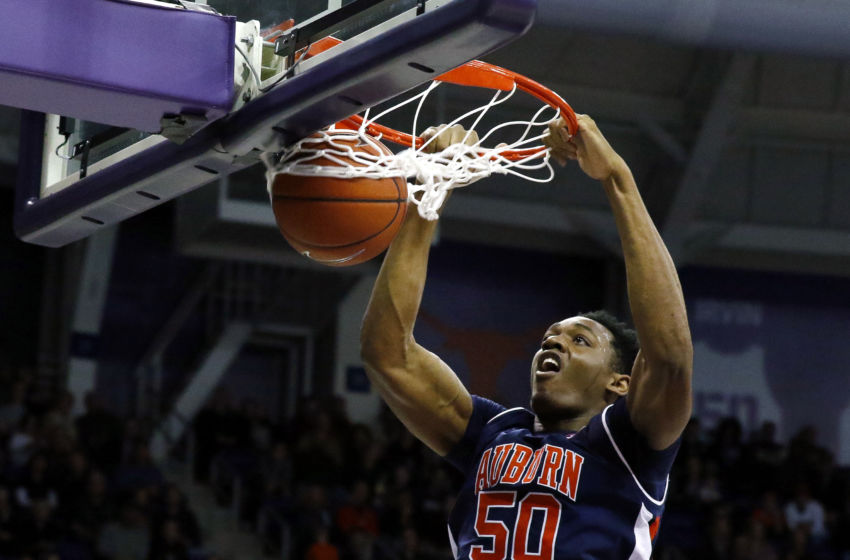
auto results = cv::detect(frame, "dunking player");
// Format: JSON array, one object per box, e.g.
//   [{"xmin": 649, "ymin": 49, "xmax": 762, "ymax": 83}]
[{"xmin": 360, "ymin": 115, "xmax": 693, "ymax": 559}]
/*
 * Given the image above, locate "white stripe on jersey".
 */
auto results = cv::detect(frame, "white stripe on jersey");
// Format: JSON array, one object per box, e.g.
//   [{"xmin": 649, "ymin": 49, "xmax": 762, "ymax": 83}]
[
  {"xmin": 601, "ymin": 404, "xmax": 669, "ymax": 506},
  {"xmin": 447, "ymin": 525, "xmax": 458, "ymax": 559},
  {"xmin": 629, "ymin": 503, "xmax": 654, "ymax": 560},
  {"xmin": 486, "ymin": 407, "xmax": 525, "ymax": 425}
]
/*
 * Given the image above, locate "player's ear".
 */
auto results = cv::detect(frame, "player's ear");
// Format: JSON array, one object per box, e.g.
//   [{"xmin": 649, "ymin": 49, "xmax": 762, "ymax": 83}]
[{"xmin": 607, "ymin": 373, "xmax": 629, "ymax": 397}]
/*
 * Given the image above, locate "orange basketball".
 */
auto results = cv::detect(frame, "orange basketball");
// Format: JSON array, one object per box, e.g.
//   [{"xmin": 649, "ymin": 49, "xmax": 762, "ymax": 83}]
[{"xmin": 270, "ymin": 131, "xmax": 408, "ymax": 267}]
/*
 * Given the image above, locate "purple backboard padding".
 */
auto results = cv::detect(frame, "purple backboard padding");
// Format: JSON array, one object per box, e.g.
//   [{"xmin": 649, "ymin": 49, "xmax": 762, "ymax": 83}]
[
  {"xmin": 0, "ymin": 0, "xmax": 235, "ymax": 132},
  {"xmin": 15, "ymin": 0, "xmax": 538, "ymax": 247}
]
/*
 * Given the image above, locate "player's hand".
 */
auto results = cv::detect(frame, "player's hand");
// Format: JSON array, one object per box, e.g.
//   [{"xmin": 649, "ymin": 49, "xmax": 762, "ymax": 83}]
[
  {"xmin": 544, "ymin": 114, "xmax": 626, "ymax": 181},
  {"xmin": 421, "ymin": 124, "xmax": 479, "ymax": 153},
  {"xmin": 542, "ymin": 117, "xmax": 574, "ymax": 167}
]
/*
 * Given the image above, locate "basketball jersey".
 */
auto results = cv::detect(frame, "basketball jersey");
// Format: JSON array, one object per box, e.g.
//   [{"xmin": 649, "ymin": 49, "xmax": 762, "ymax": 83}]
[{"xmin": 444, "ymin": 396, "xmax": 680, "ymax": 560}]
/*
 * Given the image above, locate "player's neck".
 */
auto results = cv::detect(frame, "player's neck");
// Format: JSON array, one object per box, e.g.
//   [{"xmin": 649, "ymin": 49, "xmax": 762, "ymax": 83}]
[{"xmin": 534, "ymin": 412, "xmax": 595, "ymax": 434}]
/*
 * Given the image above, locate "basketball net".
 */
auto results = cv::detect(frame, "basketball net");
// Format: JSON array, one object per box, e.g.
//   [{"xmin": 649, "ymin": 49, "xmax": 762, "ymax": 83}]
[{"xmin": 265, "ymin": 62, "xmax": 574, "ymax": 221}]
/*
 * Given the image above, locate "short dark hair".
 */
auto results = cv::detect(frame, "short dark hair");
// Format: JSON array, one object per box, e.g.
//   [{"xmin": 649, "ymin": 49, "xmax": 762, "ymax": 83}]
[{"xmin": 579, "ymin": 310, "xmax": 639, "ymax": 374}]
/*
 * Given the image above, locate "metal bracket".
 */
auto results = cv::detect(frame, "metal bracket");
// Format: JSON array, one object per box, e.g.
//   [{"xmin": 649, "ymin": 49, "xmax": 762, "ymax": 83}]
[
  {"xmin": 176, "ymin": 0, "xmax": 219, "ymax": 14},
  {"xmin": 160, "ymin": 113, "xmax": 209, "ymax": 144},
  {"xmin": 78, "ymin": 140, "xmax": 91, "ymax": 179},
  {"xmin": 274, "ymin": 0, "xmax": 394, "ymax": 62}
]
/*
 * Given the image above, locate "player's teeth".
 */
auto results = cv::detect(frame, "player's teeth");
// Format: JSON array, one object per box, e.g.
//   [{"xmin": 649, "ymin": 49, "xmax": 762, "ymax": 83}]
[{"xmin": 543, "ymin": 358, "xmax": 559, "ymax": 370}]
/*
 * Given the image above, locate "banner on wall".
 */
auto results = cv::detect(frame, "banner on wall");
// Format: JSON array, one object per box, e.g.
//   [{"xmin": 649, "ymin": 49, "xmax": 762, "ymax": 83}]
[{"xmin": 692, "ymin": 297, "xmax": 850, "ymax": 465}]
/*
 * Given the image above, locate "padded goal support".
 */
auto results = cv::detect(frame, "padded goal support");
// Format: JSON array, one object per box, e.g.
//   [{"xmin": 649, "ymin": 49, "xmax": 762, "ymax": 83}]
[{"xmin": 0, "ymin": 0, "xmax": 235, "ymax": 132}]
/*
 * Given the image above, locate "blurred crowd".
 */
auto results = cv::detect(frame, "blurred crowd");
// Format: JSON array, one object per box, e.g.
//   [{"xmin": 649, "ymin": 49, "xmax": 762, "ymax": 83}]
[
  {"xmin": 657, "ymin": 417, "xmax": 850, "ymax": 560},
  {"xmin": 0, "ymin": 368, "xmax": 205, "ymax": 560},
  {"xmin": 196, "ymin": 391, "xmax": 850, "ymax": 560},
  {"xmin": 194, "ymin": 390, "xmax": 460, "ymax": 560},
  {"xmin": 1, "ymin": 360, "xmax": 849, "ymax": 560}
]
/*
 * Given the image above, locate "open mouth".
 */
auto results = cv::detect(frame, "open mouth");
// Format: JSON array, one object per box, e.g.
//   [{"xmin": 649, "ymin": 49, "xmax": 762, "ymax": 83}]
[{"xmin": 536, "ymin": 350, "xmax": 562, "ymax": 375}]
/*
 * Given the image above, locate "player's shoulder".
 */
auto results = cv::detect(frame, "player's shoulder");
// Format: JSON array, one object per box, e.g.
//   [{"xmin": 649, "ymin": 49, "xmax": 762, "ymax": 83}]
[
  {"xmin": 469, "ymin": 396, "xmax": 536, "ymax": 441},
  {"xmin": 484, "ymin": 403, "xmax": 536, "ymax": 432}
]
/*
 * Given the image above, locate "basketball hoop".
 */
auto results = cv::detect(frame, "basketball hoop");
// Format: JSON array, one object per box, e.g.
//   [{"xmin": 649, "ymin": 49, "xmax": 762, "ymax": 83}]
[{"xmin": 266, "ymin": 59, "xmax": 578, "ymax": 220}]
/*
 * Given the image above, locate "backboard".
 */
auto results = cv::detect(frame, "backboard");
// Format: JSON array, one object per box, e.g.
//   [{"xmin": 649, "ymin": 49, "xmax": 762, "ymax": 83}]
[{"xmin": 12, "ymin": 0, "xmax": 538, "ymax": 247}]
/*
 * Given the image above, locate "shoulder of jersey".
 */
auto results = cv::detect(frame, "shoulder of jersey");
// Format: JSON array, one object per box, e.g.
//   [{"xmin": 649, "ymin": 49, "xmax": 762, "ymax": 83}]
[{"xmin": 483, "ymin": 406, "xmax": 535, "ymax": 436}]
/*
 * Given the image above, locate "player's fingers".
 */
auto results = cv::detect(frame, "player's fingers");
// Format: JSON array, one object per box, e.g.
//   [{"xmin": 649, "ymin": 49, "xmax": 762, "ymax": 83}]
[
  {"xmin": 575, "ymin": 114, "xmax": 597, "ymax": 134},
  {"xmin": 448, "ymin": 124, "xmax": 467, "ymax": 146},
  {"xmin": 548, "ymin": 116, "xmax": 566, "ymax": 136},
  {"xmin": 421, "ymin": 125, "xmax": 446, "ymax": 153}
]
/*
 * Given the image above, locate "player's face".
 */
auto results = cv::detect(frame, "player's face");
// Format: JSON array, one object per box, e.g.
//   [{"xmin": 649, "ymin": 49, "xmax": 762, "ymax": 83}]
[{"xmin": 529, "ymin": 316, "xmax": 619, "ymax": 421}]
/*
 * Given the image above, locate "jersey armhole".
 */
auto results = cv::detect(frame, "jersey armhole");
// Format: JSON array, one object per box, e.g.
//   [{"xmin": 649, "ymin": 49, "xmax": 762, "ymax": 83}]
[{"xmin": 601, "ymin": 404, "xmax": 669, "ymax": 506}]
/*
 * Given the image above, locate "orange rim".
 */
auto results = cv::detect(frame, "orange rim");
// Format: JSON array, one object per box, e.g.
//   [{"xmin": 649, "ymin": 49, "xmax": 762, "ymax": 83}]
[{"xmin": 336, "ymin": 60, "xmax": 578, "ymax": 162}]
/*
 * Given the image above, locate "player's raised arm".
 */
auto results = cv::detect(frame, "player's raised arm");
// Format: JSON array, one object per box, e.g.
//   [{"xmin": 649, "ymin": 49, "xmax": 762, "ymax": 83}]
[
  {"xmin": 547, "ymin": 114, "xmax": 693, "ymax": 450},
  {"xmin": 360, "ymin": 125, "xmax": 474, "ymax": 457}
]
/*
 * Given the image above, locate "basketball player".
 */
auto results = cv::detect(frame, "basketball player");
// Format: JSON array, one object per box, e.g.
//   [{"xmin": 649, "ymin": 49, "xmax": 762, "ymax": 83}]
[{"xmin": 360, "ymin": 114, "xmax": 693, "ymax": 559}]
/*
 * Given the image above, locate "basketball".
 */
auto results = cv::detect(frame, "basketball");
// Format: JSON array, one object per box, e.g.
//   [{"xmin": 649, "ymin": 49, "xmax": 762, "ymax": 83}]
[{"xmin": 269, "ymin": 131, "xmax": 408, "ymax": 267}]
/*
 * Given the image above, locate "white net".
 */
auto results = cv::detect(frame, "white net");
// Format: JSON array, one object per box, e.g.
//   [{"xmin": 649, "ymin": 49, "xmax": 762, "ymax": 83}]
[{"xmin": 265, "ymin": 80, "xmax": 562, "ymax": 220}]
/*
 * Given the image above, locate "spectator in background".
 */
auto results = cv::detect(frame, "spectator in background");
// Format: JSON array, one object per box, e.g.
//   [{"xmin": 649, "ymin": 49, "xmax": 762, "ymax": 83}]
[
  {"xmin": 748, "ymin": 422, "xmax": 785, "ymax": 470},
  {"xmin": 751, "ymin": 489, "xmax": 786, "ymax": 542},
  {"xmin": 833, "ymin": 476, "xmax": 850, "ymax": 559},
  {"xmin": 8, "ymin": 414, "xmax": 40, "ymax": 473},
  {"xmin": 292, "ymin": 483, "xmax": 334, "ymax": 559},
  {"xmin": 709, "ymin": 417, "xmax": 745, "ymax": 491},
  {"xmin": 0, "ymin": 486, "xmax": 15, "ymax": 557},
  {"xmin": 152, "ymin": 484, "xmax": 201, "ymax": 550},
  {"xmin": 0, "ymin": 380, "xmax": 29, "ymax": 430},
  {"xmin": 398, "ymin": 527, "xmax": 430, "ymax": 560},
  {"xmin": 247, "ymin": 440, "xmax": 292, "ymax": 528},
  {"xmin": 15, "ymin": 453, "xmax": 58, "ymax": 511},
  {"xmin": 344, "ymin": 424, "xmax": 383, "ymax": 484},
  {"xmin": 784, "ymin": 427, "xmax": 833, "ymax": 495},
  {"xmin": 306, "ymin": 525, "xmax": 340, "ymax": 560},
  {"xmin": 327, "ymin": 396, "xmax": 352, "ymax": 435},
  {"xmin": 784, "ymin": 483, "xmax": 827, "ymax": 542},
  {"xmin": 112, "ymin": 440, "xmax": 164, "ymax": 495},
  {"xmin": 733, "ymin": 517, "xmax": 779, "ymax": 560},
  {"xmin": 55, "ymin": 448, "xmax": 90, "ymax": 512},
  {"xmin": 417, "ymin": 466, "xmax": 456, "ymax": 545},
  {"xmin": 679, "ymin": 454, "xmax": 705, "ymax": 505},
  {"xmin": 64, "ymin": 469, "xmax": 112, "ymax": 552},
  {"xmin": 148, "ymin": 519, "xmax": 190, "ymax": 560},
  {"xmin": 192, "ymin": 389, "xmax": 231, "ymax": 483},
  {"xmin": 679, "ymin": 417, "xmax": 707, "ymax": 460},
  {"xmin": 784, "ymin": 526, "xmax": 816, "ymax": 560},
  {"xmin": 263, "ymin": 441, "xmax": 293, "ymax": 498},
  {"xmin": 696, "ymin": 461, "xmax": 724, "ymax": 505},
  {"xmin": 336, "ymin": 479, "xmax": 379, "ymax": 540},
  {"xmin": 704, "ymin": 506, "xmax": 733, "ymax": 560},
  {"xmin": 42, "ymin": 389, "xmax": 76, "ymax": 444},
  {"xmin": 96, "ymin": 504, "xmax": 150, "ymax": 560},
  {"xmin": 76, "ymin": 392, "xmax": 124, "ymax": 474},
  {"xmin": 377, "ymin": 490, "xmax": 417, "ymax": 543},
  {"xmin": 294, "ymin": 411, "xmax": 343, "ymax": 485},
  {"xmin": 12, "ymin": 497, "xmax": 62, "ymax": 559},
  {"xmin": 244, "ymin": 398, "xmax": 274, "ymax": 451}
]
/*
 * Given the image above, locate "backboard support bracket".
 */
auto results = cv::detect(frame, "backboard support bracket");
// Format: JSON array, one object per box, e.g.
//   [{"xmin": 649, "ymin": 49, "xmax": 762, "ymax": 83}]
[{"xmin": 274, "ymin": 0, "xmax": 391, "ymax": 61}]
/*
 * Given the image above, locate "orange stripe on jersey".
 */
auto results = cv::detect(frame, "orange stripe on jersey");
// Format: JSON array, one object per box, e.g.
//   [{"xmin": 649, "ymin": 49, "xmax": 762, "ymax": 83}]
[{"xmin": 649, "ymin": 516, "xmax": 661, "ymax": 541}]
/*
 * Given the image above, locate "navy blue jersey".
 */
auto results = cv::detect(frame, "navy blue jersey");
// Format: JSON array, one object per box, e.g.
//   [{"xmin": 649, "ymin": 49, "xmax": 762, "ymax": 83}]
[{"xmin": 444, "ymin": 396, "xmax": 680, "ymax": 560}]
